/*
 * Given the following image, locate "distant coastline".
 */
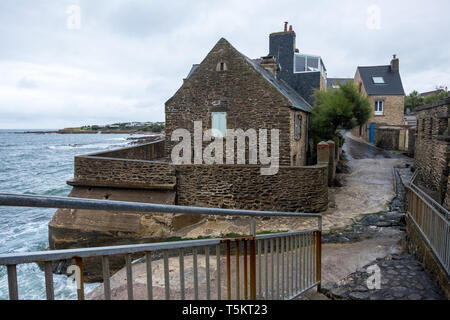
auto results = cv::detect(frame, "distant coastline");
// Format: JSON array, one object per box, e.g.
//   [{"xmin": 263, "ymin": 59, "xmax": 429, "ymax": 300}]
[
  {"xmin": 18, "ymin": 129, "xmax": 157, "ymax": 134},
  {"xmin": 13, "ymin": 121, "xmax": 165, "ymax": 135}
]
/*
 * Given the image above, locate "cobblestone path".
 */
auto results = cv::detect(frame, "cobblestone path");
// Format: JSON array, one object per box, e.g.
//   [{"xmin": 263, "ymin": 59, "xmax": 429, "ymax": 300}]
[{"xmin": 321, "ymin": 253, "xmax": 444, "ymax": 300}]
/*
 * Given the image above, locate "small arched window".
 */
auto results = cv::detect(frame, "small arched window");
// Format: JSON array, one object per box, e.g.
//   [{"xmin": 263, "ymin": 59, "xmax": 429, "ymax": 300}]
[{"xmin": 216, "ymin": 61, "xmax": 228, "ymax": 72}]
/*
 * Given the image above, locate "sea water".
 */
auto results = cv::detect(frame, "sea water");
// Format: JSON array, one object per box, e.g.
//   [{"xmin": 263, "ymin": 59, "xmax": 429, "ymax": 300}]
[{"xmin": 0, "ymin": 129, "xmax": 146, "ymax": 300}]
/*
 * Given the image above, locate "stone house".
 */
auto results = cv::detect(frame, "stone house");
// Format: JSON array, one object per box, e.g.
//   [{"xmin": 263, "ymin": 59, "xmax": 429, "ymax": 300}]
[
  {"xmin": 48, "ymin": 31, "xmax": 335, "ymax": 281},
  {"xmin": 352, "ymin": 55, "xmax": 406, "ymax": 142},
  {"xmin": 165, "ymin": 37, "xmax": 313, "ymax": 167}
]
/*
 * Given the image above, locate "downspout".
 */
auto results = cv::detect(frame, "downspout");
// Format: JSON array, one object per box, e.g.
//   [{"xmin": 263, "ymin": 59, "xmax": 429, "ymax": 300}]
[{"xmin": 306, "ymin": 113, "xmax": 310, "ymax": 155}]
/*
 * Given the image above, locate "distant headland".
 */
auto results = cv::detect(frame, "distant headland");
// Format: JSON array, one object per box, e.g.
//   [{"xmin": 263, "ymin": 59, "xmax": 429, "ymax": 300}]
[{"xmin": 20, "ymin": 121, "xmax": 165, "ymax": 134}]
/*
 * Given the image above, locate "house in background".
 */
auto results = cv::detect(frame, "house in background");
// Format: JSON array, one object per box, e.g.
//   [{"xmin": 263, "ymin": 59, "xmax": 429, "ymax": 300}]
[
  {"xmin": 327, "ymin": 78, "xmax": 353, "ymax": 89},
  {"xmin": 352, "ymin": 55, "xmax": 406, "ymax": 142},
  {"xmin": 268, "ymin": 22, "xmax": 327, "ymax": 106}
]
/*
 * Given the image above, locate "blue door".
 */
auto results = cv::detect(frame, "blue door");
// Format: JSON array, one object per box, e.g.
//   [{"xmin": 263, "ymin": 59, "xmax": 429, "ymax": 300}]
[{"xmin": 369, "ymin": 124, "xmax": 375, "ymax": 143}]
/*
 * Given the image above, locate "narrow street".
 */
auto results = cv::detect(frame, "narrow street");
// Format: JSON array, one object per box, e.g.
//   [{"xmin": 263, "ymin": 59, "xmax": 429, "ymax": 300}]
[
  {"xmin": 312, "ymin": 132, "xmax": 444, "ymax": 300},
  {"xmin": 341, "ymin": 131, "xmax": 405, "ymax": 160}
]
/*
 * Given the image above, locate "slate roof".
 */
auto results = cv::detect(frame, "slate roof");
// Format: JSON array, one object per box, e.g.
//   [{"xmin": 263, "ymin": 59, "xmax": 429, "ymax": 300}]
[
  {"xmin": 244, "ymin": 55, "xmax": 312, "ymax": 113},
  {"xmin": 185, "ymin": 64, "xmax": 199, "ymax": 79},
  {"xmin": 357, "ymin": 65, "xmax": 405, "ymax": 95},
  {"xmin": 184, "ymin": 38, "xmax": 312, "ymax": 113},
  {"xmin": 327, "ymin": 78, "xmax": 353, "ymax": 88}
]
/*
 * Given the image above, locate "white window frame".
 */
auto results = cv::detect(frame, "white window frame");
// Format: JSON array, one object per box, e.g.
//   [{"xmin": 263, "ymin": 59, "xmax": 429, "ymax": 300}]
[
  {"xmin": 374, "ymin": 100, "xmax": 384, "ymax": 116},
  {"xmin": 211, "ymin": 112, "xmax": 227, "ymax": 137}
]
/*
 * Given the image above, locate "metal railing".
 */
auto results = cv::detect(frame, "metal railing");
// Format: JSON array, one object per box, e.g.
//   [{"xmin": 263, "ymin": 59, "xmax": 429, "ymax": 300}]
[
  {"xmin": 406, "ymin": 172, "xmax": 450, "ymax": 275},
  {"xmin": 0, "ymin": 193, "xmax": 322, "ymax": 300}
]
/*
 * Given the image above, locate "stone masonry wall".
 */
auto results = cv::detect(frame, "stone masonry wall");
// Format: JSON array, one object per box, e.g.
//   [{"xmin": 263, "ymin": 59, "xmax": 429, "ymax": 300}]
[
  {"xmin": 374, "ymin": 126, "xmax": 401, "ymax": 150},
  {"xmin": 408, "ymin": 127, "xmax": 416, "ymax": 157},
  {"xmin": 414, "ymin": 99, "xmax": 450, "ymax": 204},
  {"xmin": 176, "ymin": 164, "xmax": 328, "ymax": 213},
  {"xmin": 73, "ymin": 156, "xmax": 176, "ymax": 189},
  {"xmin": 87, "ymin": 140, "xmax": 165, "ymax": 161}
]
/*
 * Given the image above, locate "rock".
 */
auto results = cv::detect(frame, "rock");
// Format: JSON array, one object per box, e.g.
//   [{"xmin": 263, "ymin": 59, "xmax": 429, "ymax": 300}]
[
  {"xmin": 349, "ymin": 292, "xmax": 369, "ymax": 300},
  {"xmin": 408, "ymin": 293, "xmax": 422, "ymax": 300}
]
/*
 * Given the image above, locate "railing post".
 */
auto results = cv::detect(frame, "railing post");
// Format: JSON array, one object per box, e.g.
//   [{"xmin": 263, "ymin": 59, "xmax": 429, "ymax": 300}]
[
  {"xmin": 315, "ymin": 231, "xmax": 322, "ymax": 291},
  {"xmin": 250, "ymin": 237, "xmax": 256, "ymax": 300},
  {"xmin": 7, "ymin": 265, "xmax": 18, "ymax": 300},
  {"xmin": 75, "ymin": 257, "xmax": 85, "ymax": 300},
  {"xmin": 226, "ymin": 240, "xmax": 231, "ymax": 300}
]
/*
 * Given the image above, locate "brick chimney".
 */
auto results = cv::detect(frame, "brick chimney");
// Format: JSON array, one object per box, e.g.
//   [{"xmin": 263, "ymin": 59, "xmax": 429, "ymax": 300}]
[
  {"xmin": 391, "ymin": 54, "xmax": 399, "ymax": 72},
  {"xmin": 260, "ymin": 55, "xmax": 279, "ymax": 76}
]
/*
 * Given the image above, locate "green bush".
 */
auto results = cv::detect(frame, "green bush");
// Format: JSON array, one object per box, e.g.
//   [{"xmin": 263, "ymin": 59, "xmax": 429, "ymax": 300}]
[{"xmin": 375, "ymin": 137, "xmax": 383, "ymax": 148}]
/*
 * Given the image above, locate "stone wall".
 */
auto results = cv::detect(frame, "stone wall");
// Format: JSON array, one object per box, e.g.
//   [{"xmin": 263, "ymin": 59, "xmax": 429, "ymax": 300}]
[
  {"xmin": 414, "ymin": 98, "xmax": 450, "ymax": 204},
  {"xmin": 72, "ymin": 156, "xmax": 176, "ymax": 190},
  {"xmin": 408, "ymin": 127, "xmax": 416, "ymax": 157},
  {"xmin": 374, "ymin": 126, "xmax": 401, "ymax": 150},
  {"xmin": 176, "ymin": 164, "xmax": 328, "ymax": 213},
  {"xmin": 405, "ymin": 215, "xmax": 450, "ymax": 299},
  {"xmin": 87, "ymin": 140, "xmax": 165, "ymax": 161}
]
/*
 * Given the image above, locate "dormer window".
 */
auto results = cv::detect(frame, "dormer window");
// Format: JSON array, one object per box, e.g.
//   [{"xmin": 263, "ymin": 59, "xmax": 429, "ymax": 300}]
[
  {"xmin": 372, "ymin": 77, "xmax": 385, "ymax": 84},
  {"xmin": 294, "ymin": 53, "xmax": 326, "ymax": 77}
]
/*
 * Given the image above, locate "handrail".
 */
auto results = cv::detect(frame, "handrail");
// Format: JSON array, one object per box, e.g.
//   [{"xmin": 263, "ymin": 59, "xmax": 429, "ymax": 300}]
[
  {"xmin": 409, "ymin": 169, "xmax": 450, "ymax": 221},
  {"xmin": 0, "ymin": 193, "xmax": 323, "ymax": 301},
  {"xmin": 406, "ymin": 182, "xmax": 450, "ymax": 276},
  {"xmin": 0, "ymin": 193, "xmax": 322, "ymax": 221}
]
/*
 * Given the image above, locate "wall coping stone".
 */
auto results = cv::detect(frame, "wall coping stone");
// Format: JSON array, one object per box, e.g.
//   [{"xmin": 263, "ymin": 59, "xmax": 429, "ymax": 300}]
[
  {"xmin": 414, "ymin": 98, "xmax": 450, "ymax": 112},
  {"xmin": 67, "ymin": 179, "xmax": 176, "ymax": 190},
  {"xmin": 81, "ymin": 140, "xmax": 164, "ymax": 158}
]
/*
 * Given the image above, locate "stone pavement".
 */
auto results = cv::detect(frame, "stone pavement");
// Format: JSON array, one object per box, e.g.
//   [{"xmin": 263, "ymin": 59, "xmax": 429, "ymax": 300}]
[{"xmin": 321, "ymin": 253, "xmax": 444, "ymax": 300}]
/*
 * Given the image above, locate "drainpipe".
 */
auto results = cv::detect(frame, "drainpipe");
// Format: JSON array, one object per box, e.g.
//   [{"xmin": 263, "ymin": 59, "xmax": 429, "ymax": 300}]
[{"xmin": 306, "ymin": 113, "xmax": 310, "ymax": 156}]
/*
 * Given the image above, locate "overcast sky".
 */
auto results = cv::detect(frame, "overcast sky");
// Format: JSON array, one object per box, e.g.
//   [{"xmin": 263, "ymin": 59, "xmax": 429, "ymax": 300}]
[{"xmin": 1, "ymin": 0, "xmax": 449, "ymax": 129}]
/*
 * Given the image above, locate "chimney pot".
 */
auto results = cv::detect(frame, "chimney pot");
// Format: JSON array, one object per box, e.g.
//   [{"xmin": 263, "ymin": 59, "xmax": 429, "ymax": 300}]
[
  {"xmin": 390, "ymin": 54, "xmax": 399, "ymax": 72},
  {"xmin": 284, "ymin": 22, "xmax": 288, "ymax": 32},
  {"xmin": 289, "ymin": 25, "xmax": 293, "ymax": 31}
]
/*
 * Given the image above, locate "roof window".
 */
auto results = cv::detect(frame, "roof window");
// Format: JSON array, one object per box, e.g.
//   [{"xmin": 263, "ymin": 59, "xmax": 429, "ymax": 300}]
[{"xmin": 372, "ymin": 76, "xmax": 385, "ymax": 84}]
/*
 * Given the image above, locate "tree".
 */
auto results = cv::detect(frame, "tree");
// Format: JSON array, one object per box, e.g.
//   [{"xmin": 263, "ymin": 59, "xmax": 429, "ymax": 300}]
[
  {"xmin": 310, "ymin": 82, "xmax": 372, "ymax": 143},
  {"xmin": 405, "ymin": 87, "xmax": 449, "ymax": 112},
  {"xmin": 424, "ymin": 89, "xmax": 448, "ymax": 105},
  {"xmin": 404, "ymin": 90, "xmax": 424, "ymax": 112},
  {"xmin": 339, "ymin": 81, "xmax": 372, "ymax": 127}
]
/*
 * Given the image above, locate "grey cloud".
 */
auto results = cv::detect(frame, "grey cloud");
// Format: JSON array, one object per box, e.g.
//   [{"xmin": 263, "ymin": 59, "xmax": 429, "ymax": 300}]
[
  {"xmin": 17, "ymin": 77, "xmax": 38, "ymax": 89},
  {"xmin": 0, "ymin": 0, "xmax": 449, "ymax": 129}
]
